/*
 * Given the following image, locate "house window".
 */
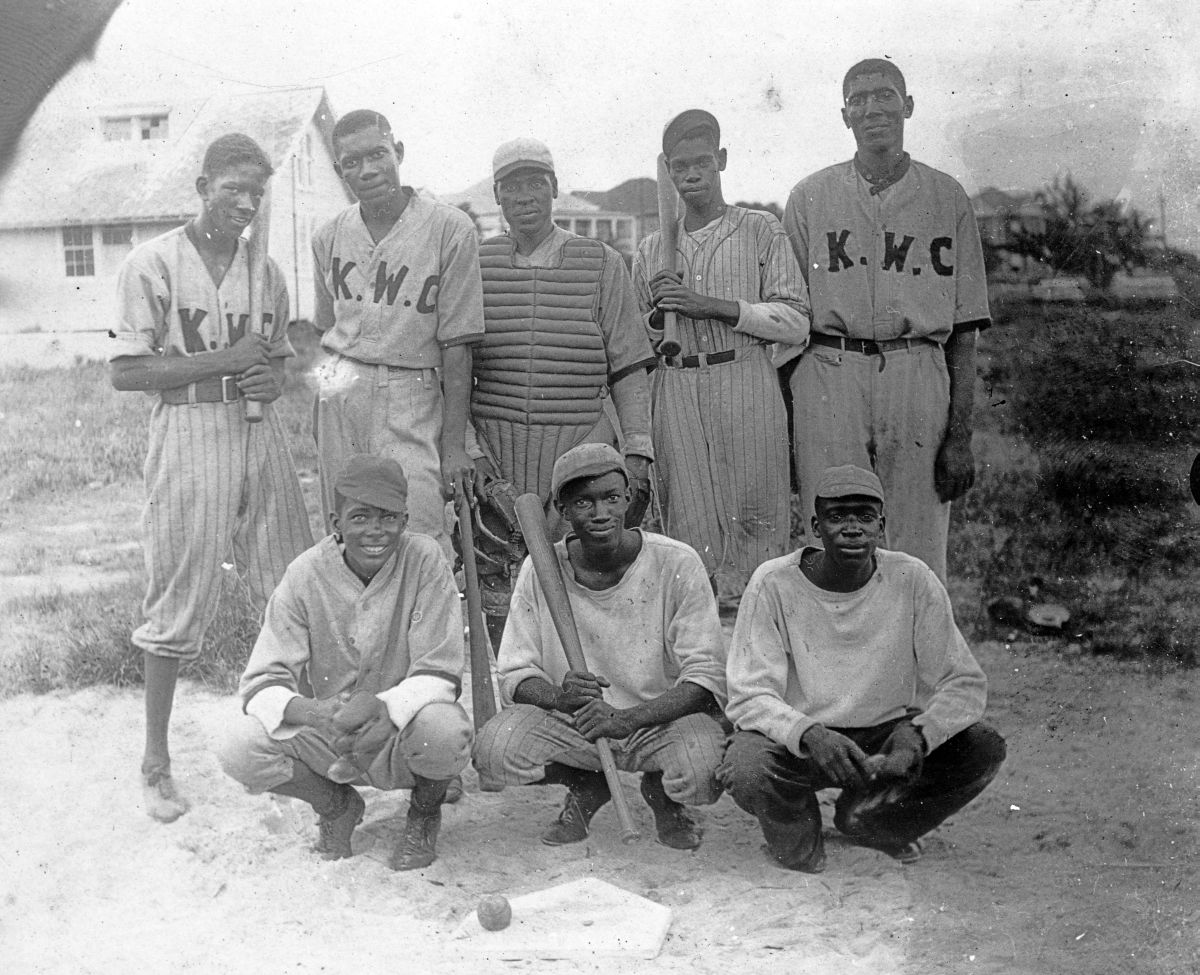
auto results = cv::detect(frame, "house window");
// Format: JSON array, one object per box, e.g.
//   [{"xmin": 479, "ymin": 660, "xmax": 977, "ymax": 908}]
[
  {"xmin": 63, "ymin": 226, "xmax": 95, "ymax": 276},
  {"xmin": 103, "ymin": 116, "xmax": 131, "ymax": 141},
  {"xmin": 139, "ymin": 115, "xmax": 168, "ymax": 140},
  {"xmin": 595, "ymin": 218, "xmax": 613, "ymax": 242},
  {"xmin": 554, "ymin": 218, "xmax": 571, "ymax": 230},
  {"xmin": 101, "ymin": 225, "xmax": 133, "ymax": 246},
  {"xmin": 574, "ymin": 218, "xmax": 593, "ymax": 237}
]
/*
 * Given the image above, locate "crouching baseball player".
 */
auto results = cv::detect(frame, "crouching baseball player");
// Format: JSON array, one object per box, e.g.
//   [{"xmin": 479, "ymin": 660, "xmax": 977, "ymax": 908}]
[
  {"xmin": 473, "ymin": 443, "xmax": 727, "ymax": 850},
  {"xmin": 719, "ymin": 465, "xmax": 1006, "ymax": 872},
  {"xmin": 110, "ymin": 132, "xmax": 312, "ymax": 823},
  {"xmin": 217, "ymin": 455, "xmax": 472, "ymax": 870}
]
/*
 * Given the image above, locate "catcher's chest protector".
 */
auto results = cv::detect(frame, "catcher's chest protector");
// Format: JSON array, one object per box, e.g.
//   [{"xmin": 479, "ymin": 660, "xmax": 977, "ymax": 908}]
[{"xmin": 475, "ymin": 235, "xmax": 609, "ymax": 426}]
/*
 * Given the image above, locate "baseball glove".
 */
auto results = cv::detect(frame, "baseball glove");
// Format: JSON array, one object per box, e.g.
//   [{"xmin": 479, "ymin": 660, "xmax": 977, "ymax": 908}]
[
  {"xmin": 625, "ymin": 474, "xmax": 653, "ymax": 528},
  {"xmin": 453, "ymin": 475, "xmax": 527, "ymax": 617}
]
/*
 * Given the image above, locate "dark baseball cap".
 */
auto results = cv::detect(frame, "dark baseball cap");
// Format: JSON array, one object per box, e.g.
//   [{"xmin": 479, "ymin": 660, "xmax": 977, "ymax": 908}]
[
  {"xmin": 662, "ymin": 109, "xmax": 720, "ymax": 155},
  {"xmin": 335, "ymin": 454, "xmax": 408, "ymax": 512},
  {"xmin": 814, "ymin": 464, "xmax": 885, "ymax": 503},
  {"xmin": 551, "ymin": 443, "xmax": 628, "ymax": 502}
]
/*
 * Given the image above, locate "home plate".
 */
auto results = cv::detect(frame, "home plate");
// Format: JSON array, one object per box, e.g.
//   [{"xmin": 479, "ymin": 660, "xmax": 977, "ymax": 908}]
[{"xmin": 450, "ymin": 877, "xmax": 672, "ymax": 960}]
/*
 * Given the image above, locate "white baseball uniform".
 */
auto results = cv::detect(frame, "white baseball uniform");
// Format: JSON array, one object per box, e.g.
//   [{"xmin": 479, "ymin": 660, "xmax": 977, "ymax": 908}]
[
  {"xmin": 312, "ymin": 191, "xmax": 484, "ymax": 550},
  {"xmin": 111, "ymin": 226, "xmax": 313, "ymax": 661},
  {"xmin": 784, "ymin": 158, "xmax": 990, "ymax": 580},
  {"xmin": 633, "ymin": 205, "xmax": 810, "ymax": 589}
]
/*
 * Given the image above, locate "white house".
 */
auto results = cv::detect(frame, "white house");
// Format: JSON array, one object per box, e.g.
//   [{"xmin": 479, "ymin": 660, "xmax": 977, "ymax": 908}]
[{"xmin": 0, "ymin": 86, "xmax": 352, "ymax": 335}]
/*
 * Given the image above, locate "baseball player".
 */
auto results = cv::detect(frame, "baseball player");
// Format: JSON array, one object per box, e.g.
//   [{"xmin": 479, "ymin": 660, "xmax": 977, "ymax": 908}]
[
  {"xmin": 312, "ymin": 109, "xmax": 483, "ymax": 554},
  {"xmin": 109, "ymin": 132, "xmax": 313, "ymax": 823},
  {"xmin": 720, "ymin": 465, "xmax": 1006, "ymax": 873},
  {"xmin": 633, "ymin": 110, "xmax": 810, "ymax": 599},
  {"xmin": 469, "ymin": 137, "xmax": 655, "ymax": 647},
  {"xmin": 217, "ymin": 455, "xmax": 472, "ymax": 870},
  {"xmin": 782, "ymin": 59, "xmax": 991, "ymax": 582},
  {"xmin": 473, "ymin": 443, "xmax": 728, "ymax": 850}
]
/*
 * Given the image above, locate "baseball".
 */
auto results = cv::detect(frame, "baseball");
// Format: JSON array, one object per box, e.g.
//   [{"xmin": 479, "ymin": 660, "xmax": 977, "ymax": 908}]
[{"xmin": 477, "ymin": 894, "xmax": 512, "ymax": 931}]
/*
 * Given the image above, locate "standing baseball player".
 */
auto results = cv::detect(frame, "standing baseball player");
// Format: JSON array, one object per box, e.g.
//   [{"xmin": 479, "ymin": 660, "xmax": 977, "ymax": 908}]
[
  {"xmin": 313, "ymin": 109, "xmax": 483, "ymax": 553},
  {"xmin": 110, "ymin": 132, "xmax": 313, "ymax": 822},
  {"xmin": 469, "ymin": 138, "xmax": 655, "ymax": 646},
  {"xmin": 633, "ymin": 110, "xmax": 810, "ymax": 598},
  {"xmin": 783, "ymin": 59, "xmax": 991, "ymax": 582}
]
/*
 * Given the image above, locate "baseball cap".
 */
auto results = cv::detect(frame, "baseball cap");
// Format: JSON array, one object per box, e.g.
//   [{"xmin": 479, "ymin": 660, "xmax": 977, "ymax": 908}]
[
  {"xmin": 493, "ymin": 138, "xmax": 555, "ymax": 182},
  {"xmin": 335, "ymin": 454, "xmax": 408, "ymax": 513},
  {"xmin": 551, "ymin": 443, "xmax": 628, "ymax": 502},
  {"xmin": 662, "ymin": 109, "xmax": 721, "ymax": 155},
  {"xmin": 814, "ymin": 464, "xmax": 885, "ymax": 503}
]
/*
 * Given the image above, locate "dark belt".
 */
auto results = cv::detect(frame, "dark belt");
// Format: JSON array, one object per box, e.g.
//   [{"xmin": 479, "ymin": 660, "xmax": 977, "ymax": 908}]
[
  {"xmin": 659, "ymin": 348, "xmax": 738, "ymax": 369},
  {"xmin": 160, "ymin": 375, "xmax": 242, "ymax": 405},
  {"xmin": 809, "ymin": 333, "xmax": 939, "ymax": 356}
]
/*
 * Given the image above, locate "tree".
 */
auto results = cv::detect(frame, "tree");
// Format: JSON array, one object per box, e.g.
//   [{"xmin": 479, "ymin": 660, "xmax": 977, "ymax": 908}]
[{"xmin": 1011, "ymin": 174, "xmax": 1148, "ymax": 290}]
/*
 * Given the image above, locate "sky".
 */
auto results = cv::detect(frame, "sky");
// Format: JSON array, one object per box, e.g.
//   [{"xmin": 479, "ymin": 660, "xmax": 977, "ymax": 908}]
[{"xmin": 26, "ymin": 0, "xmax": 1200, "ymax": 245}]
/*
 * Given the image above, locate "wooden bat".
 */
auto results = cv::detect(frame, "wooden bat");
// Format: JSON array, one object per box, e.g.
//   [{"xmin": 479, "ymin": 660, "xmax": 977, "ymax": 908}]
[
  {"xmin": 457, "ymin": 488, "xmax": 498, "ymax": 730},
  {"xmin": 513, "ymin": 493, "xmax": 640, "ymax": 844},
  {"xmin": 244, "ymin": 187, "xmax": 271, "ymax": 423},
  {"xmin": 655, "ymin": 153, "xmax": 683, "ymax": 358}
]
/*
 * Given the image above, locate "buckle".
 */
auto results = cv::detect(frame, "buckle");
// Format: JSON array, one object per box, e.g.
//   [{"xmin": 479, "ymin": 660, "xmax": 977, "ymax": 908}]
[{"xmin": 220, "ymin": 375, "xmax": 239, "ymax": 403}]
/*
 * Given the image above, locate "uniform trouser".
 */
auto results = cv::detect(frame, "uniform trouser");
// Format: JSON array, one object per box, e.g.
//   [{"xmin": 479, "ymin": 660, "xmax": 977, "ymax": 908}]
[
  {"xmin": 473, "ymin": 704, "xmax": 727, "ymax": 806},
  {"xmin": 652, "ymin": 349, "xmax": 791, "ymax": 588},
  {"xmin": 217, "ymin": 702, "xmax": 473, "ymax": 793},
  {"xmin": 316, "ymin": 357, "xmax": 451, "ymax": 556},
  {"xmin": 134, "ymin": 401, "xmax": 313, "ymax": 661},
  {"xmin": 790, "ymin": 341, "xmax": 951, "ymax": 581},
  {"xmin": 718, "ymin": 722, "xmax": 1006, "ymax": 871}
]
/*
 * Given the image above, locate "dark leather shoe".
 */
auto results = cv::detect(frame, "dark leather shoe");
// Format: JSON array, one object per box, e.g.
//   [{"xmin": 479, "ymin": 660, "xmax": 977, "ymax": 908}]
[
  {"xmin": 389, "ymin": 806, "xmax": 442, "ymax": 871},
  {"xmin": 639, "ymin": 772, "xmax": 701, "ymax": 850},
  {"xmin": 315, "ymin": 786, "xmax": 364, "ymax": 860}
]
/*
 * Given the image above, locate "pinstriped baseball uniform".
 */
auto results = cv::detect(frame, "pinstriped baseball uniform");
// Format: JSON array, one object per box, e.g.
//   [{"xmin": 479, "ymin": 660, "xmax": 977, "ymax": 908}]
[
  {"xmin": 633, "ymin": 206, "xmax": 810, "ymax": 589},
  {"xmin": 111, "ymin": 227, "xmax": 313, "ymax": 662},
  {"xmin": 472, "ymin": 531, "xmax": 727, "ymax": 805},
  {"xmin": 312, "ymin": 192, "xmax": 484, "ymax": 551},
  {"xmin": 783, "ymin": 159, "xmax": 990, "ymax": 580}
]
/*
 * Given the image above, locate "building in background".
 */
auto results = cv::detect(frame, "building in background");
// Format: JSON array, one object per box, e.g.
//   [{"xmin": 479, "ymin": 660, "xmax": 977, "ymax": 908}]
[
  {"xmin": 442, "ymin": 178, "xmax": 641, "ymax": 262},
  {"xmin": 971, "ymin": 187, "xmax": 1047, "ymax": 281},
  {"xmin": 0, "ymin": 86, "xmax": 351, "ymax": 335}
]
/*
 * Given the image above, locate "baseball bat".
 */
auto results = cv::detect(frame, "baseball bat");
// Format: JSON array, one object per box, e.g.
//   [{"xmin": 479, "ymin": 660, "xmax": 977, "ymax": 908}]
[
  {"xmin": 513, "ymin": 493, "xmax": 640, "ymax": 844},
  {"xmin": 244, "ymin": 187, "xmax": 272, "ymax": 423},
  {"xmin": 655, "ymin": 153, "xmax": 683, "ymax": 359},
  {"xmin": 457, "ymin": 488, "xmax": 498, "ymax": 730}
]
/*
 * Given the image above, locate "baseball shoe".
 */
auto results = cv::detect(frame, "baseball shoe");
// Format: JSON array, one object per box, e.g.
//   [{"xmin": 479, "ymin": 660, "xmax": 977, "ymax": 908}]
[
  {"xmin": 142, "ymin": 769, "xmax": 190, "ymax": 823},
  {"xmin": 541, "ymin": 770, "xmax": 611, "ymax": 846},
  {"xmin": 639, "ymin": 771, "xmax": 701, "ymax": 850},
  {"xmin": 389, "ymin": 804, "xmax": 442, "ymax": 871},
  {"xmin": 315, "ymin": 785, "xmax": 365, "ymax": 861},
  {"xmin": 444, "ymin": 773, "xmax": 464, "ymax": 804}
]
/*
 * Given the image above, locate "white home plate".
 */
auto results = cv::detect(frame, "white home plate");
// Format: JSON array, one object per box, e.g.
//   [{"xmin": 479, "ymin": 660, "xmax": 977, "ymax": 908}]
[{"xmin": 450, "ymin": 877, "xmax": 672, "ymax": 960}]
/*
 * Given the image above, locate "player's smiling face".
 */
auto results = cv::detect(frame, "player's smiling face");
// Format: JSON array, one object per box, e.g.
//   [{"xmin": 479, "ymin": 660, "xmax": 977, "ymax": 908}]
[
  {"xmin": 495, "ymin": 167, "xmax": 556, "ymax": 241},
  {"xmin": 196, "ymin": 163, "xmax": 268, "ymax": 240},
  {"xmin": 334, "ymin": 125, "xmax": 403, "ymax": 208},
  {"xmin": 842, "ymin": 73, "xmax": 912, "ymax": 154},
  {"xmin": 333, "ymin": 499, "xmax": 407, "ymax": 580},
  {"xmin": 667, "ymin": 136, "xmax": 726, "ymax": 209},
  {"xmin": 556, "ymin": 471, "xmax": 630, "ymax": 551}
]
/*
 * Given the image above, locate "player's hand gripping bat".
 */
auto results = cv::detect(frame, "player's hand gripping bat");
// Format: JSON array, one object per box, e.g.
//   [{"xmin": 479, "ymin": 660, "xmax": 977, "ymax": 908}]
[
  {"xmin": 513, "ymin": 493, "xmax": 640, "ymax": 843},
  {"xmin": 655, "ymin": 153, "xmax": 683, "ymax": 358},
  {"xmin": 244, "ymin": 188, "xmax": 271, "ymax": 423}
]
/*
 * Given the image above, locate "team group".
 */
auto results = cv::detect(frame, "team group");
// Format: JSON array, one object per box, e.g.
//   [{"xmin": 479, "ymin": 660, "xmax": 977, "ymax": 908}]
[{"xmin": 111, "ymin": 57, "xmax": 1006, "ymax": 874}]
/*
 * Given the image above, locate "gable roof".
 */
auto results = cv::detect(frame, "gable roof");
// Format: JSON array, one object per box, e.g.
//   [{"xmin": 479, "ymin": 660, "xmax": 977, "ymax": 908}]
[
  {"xmin": 575, "ymin": 178, "xmax": 658, "ymax": 217},
  {"xmin": 0, "ymin": 86, "xmax": 340, "ymax": 229}
]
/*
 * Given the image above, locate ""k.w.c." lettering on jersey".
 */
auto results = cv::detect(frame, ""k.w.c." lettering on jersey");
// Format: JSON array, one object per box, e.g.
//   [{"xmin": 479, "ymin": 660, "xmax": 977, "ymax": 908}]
[
  {"xmin": 331, "ymin": 256, "xmax": 439, "ymax": 311},
  {"xmin": 824, "ymin": 229, "xmax": 955, "ymax": 277}
]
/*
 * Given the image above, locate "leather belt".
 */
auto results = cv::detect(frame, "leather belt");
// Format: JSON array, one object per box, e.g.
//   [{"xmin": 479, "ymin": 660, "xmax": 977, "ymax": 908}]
[
  {"xmin": 160, "ymin": 375, "xmax": 242, "ymax": 405},
  {"xmin": 809, "ymin": 333, "xmax": 939, "ymax": 355},
  {"xmin": 660, "ymin": 348, "xmax": 738, "ymax": 369}
]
